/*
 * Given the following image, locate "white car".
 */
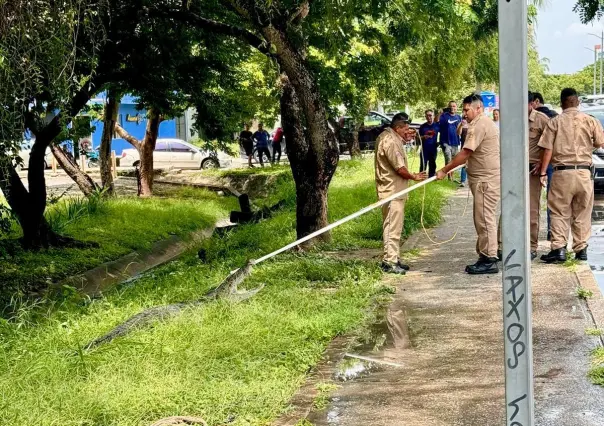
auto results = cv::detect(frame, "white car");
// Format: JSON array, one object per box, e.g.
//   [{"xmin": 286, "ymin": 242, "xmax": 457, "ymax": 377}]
[
  {"xmin": 15, "ymin": 140, "xmax": 53, "ymax": 170},
  {"xmin": 120, "ymin": 139, "xmax": 232, "ymax": 170},
  {"xmin": 582, "ymin": 106, "xmax": 604, "ymax": 188}
]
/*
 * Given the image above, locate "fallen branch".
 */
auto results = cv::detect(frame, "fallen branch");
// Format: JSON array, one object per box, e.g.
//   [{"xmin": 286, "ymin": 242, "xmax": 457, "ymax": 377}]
[{"xmin": 84, "ymin": 261, "xmax": 262, "ymax": 350}]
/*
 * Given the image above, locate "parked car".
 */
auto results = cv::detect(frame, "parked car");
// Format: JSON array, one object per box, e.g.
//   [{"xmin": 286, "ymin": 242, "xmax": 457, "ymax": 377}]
[
  {"xmin": 336, "ymin": 111, "xmax": 420, "ymax": 153},
  {"xmin": 581, "ymin": 106, "xmax": 604, "ymax": 189},
  {"xmin": 14, "ymin": 140, "xmax": 53, "ymax": 171},
  {"xmin": 120, "ymin": 139, "xmax": 232, "ymax": 170}
]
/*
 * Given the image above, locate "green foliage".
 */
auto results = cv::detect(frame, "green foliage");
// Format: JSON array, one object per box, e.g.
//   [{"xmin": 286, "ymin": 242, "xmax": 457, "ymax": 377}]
[{"xmin": 577, "ymin": 287, "xmax": 594, "ymax": 299}]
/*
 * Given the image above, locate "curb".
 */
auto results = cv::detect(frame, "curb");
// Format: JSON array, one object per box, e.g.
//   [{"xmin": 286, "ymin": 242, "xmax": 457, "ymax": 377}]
[{"xmin": 574, "ymin": 263, "xmax": 604, "ymax": 334}]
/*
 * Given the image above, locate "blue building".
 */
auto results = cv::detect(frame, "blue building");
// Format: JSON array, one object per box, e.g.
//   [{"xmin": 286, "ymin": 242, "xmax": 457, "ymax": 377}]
[{"xmin": 88, "ymin": 93, "xmax": 194, "ymax": 155}]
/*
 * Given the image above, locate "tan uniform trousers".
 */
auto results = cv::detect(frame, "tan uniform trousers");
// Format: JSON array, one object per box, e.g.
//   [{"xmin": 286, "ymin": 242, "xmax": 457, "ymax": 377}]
[
  {"xmin": 548, "ymin": 169, "xmax": 593, "ymax": 252},
  {"xmin": 529, "ymin": 173, "xmax": 543, "ymax": 252},
  {"xmin": 382, "ymin": 198, "xmax": 406, "ymax": 263},
  {"xmin": 470, "ymin": 179, "xmax": 500, "ymax": 258}
]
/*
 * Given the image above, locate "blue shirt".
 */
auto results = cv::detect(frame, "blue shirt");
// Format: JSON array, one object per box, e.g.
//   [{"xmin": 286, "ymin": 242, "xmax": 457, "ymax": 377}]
[
  {"xmin": 253, "ymin": 130, "xmax": 270, "ymax": 148},
  {"xmin": 419, "ymin": 122, "xmax": 439, "ymax": 150},
  {"xmin": 439, "ymin": 112, "xmax": 462, "ymax": 146}
]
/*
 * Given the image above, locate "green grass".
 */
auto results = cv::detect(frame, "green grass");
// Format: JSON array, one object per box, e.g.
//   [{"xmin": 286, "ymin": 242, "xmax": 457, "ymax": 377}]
[
  {"xmin": 589, "ymin": 347, "xmax": 604, "ymax": 385},
  {"xmin": 0, "ymin": 187, "xmax": 237, "ymax": 305},
  {"xmin": 577, "ymin": 287, "xmax": 594, "ymax": 299},
  {"xmin": 0, "ymin": 158, "xmax": 454, "ymax": 425}
]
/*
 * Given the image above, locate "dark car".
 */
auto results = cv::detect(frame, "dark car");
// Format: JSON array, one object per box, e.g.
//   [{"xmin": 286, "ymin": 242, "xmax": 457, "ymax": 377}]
[{"xmin": 336, "ymin": 111, "xmax": 419, "ymax": 153}]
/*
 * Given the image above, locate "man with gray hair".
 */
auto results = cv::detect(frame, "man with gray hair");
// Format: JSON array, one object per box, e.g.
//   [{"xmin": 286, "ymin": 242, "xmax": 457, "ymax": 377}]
[{"xmin": 436, "ymin": 94, "xmax": 500, "ymax": 274}]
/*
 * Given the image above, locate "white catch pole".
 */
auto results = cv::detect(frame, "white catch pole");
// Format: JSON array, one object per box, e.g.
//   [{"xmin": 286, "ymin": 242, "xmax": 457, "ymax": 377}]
[
  {"xmin": 499, "ymin": 0, "xmax": 534, "ymax": 424},
  {"xmin": 253, "ymin": 165, "xmax": 462, "ymax": 265}
]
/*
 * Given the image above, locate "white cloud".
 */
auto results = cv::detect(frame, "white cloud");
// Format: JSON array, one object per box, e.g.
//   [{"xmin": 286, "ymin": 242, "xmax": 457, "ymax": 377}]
[
  {"xmin": 554, "ymin": 30, "xmax": 563, "ymax": 38},
  {"xmin": 564, "ymin": 22, "xmax": 604, "ymax": 37}
]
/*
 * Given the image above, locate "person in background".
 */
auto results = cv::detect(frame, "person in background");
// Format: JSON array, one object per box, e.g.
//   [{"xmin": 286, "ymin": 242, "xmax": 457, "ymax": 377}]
[
  {"xmin": 439, "ymin": 101, "xmax": 463, "ymax": 181},
  {"xmin": 419, "ymin": 109, "xmax": 439, "ymax": 177},
  {"xmin": 539, "ymin": 88, "xmax": 604, "ymax": 263},
  {"xmin": 239, "ymin": 123, "xmax": 254, "ymax": 168},
  {"xmin": 492, "ymin": 109, "xmax": 500, "ymax": 127},
  {"xmin": 253, "ymin": 123, "xmax": 272, "ymax": 167},
  {"xmin": 436, "ymin": 94, "xmax": 500, "ymax": 274},
  {"xmin": 456, "ymin": 118, "xmax": 469, "ymax": 187},
  {"xmin": 272, "ymin": 126, "xmax": 284, "ymax": 164},
  {"xmin": 375, "ymin": 113, "xmax": 427, "ymax": 275},
  {"xmin": 533, "ymin": 92, "xmax": 558, "ymax": 241}
]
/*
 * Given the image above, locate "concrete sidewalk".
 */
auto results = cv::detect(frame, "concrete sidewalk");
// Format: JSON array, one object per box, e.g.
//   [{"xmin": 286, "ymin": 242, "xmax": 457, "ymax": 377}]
[{"xmin": 307, "ymin": 189, "xmax": 604, "ymax": 426}]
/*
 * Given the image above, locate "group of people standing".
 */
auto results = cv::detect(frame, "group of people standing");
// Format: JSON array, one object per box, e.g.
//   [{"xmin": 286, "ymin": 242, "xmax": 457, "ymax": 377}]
[
  {"xmin": 376, "ymin": 89, "xmax": 604, "ymax": 276},
  {"xmin": 239, "ymin": 123, "xmax": 284, "ymax": 168},
  {"xmin": 418, "ymin": 101, "xmax": 468, "ymax": 185}
]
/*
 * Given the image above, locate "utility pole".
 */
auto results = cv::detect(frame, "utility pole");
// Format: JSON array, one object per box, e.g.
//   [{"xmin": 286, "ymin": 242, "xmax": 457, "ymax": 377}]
[
  {"xmin": 499, "ymin": 0, "xmax": 534, "ymax": 425},
  {"xmin": 589, "ymin": 32, "xmax": 603, "ymax": 94},
  {"xmin": 585, "ymin": 47, "xmax": 597, "ymax": 95}
]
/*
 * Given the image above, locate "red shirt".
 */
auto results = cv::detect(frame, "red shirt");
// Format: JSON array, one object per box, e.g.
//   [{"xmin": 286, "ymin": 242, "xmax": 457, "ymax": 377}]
[{"xmin": 273, "ymin": 127, "xmax": 284, "ymax": 144}]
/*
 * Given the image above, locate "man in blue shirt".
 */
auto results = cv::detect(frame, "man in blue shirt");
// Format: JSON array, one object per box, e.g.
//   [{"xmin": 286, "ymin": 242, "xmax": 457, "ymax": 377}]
[
  {"xmin": 253, "ymin": 123, "xmax": 272, "ymax": 167},
  {"xmin": 419, "ymin": 109, "xmax": 439, "ymax": 177},
  {"xmin": 439, "ymin": 101, "xmax": 462, "ymax": 179}
]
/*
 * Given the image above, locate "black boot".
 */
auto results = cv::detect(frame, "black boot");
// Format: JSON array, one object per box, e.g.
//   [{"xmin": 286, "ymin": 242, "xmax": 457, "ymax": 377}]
[
  {"xmin": 465, "ymin": 257, "xmax": 499, "ymax": 275},
  {"xmin": 575, "ymin": 248, "xmax": 588, "ymax": 261},
  {"xmin": 396, "ymin": 259, "xmax": 410, "ymax": 271},
  {"xmin": 540, "ymin": 248, "xmax": 567, "ymax": 264},
  {"xmin": 497, "ymin": 250, "xmax": 502, "ymax": 261},
  {"xmin": 531, "ymin": 251, "xmax": 537, "ymax": 261},
  {"xmin": 381, "ymin": 261, "xmax": 406, "ymax": 275}
]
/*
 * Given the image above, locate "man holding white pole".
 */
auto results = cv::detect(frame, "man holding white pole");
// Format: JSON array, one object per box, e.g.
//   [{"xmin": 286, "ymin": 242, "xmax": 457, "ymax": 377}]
[
  {"xmin": 436, "ymin": 94, "xmax": 500, "ymax": 275},
  {"xmin": 375, "ymin": 113, "xmax": 427, "ymax": 275}
]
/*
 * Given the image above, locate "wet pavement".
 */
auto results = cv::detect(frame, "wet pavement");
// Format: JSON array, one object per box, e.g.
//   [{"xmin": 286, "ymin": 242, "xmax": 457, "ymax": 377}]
[
  {"xmin": 304, "ymin": 190, "xmax": 604, "ymax": 426},
  {"xmin": 589, "ymin": 192, "xmax": 604, "ymax": 294}
]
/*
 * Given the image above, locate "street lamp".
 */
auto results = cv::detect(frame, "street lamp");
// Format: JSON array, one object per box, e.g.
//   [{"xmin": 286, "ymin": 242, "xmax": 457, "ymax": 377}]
[
  {"xmin": 588, "ymin": 32, "xmax": 603, "ymax": 94},
  {"xmin": 585, "ymin": 46, "xmax": 597, "ymax": 95}
]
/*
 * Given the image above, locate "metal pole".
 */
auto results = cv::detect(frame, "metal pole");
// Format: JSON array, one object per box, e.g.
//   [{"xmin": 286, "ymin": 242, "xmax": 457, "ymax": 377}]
[
  {"xmin": 600, "ymin": 32, "xmax": 603, "ymax": 94},
  {"xmin": 498, "ymin": 0, "xmax": 534, "ymax": 425},
  {"xmin": 596, "ymin": 49, "xmax": 598, "ymax": 95}
]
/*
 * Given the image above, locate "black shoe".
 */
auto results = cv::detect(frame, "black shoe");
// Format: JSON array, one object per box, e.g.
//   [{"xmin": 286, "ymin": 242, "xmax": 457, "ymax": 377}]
[
  {"xmin": 497, "ymin": 250, "xmax": 502, "ymax": 261},
  {"xmin": 540, "ymin": 248, "xmax": 567, "ymax": 264},
  {"xmin": 381, "ymin": 262, "xmax": 406, "ymax": 275},
  {"xmin": 465, "ymin": 257, "xmax": 499, "ymax": 275},
  {"xmin": 396, "ymin": 259, "xmax": 410, "ymax": 271},
  {"xmin": 575, "ymin": 248, "xmax": 588, "ymax": 261},
  {"xmin": 531, "ymin": 251, "xmax": 537, "ymax": 261}
]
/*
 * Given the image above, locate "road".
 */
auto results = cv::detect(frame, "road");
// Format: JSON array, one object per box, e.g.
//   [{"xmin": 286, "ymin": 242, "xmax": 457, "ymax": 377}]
[{"xmin": 589, "ymin": 190, "xmax": 604, "ymax": 293}]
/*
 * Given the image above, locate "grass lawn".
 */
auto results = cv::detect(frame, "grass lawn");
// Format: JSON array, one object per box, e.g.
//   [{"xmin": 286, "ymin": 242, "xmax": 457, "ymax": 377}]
[
  {"xmin": 0, "ymin": 157, "xmax": 454, "ymax": 425},
  {"xmin": 0, "ymin": 187, "xmax": 237, "ymax": 307}
]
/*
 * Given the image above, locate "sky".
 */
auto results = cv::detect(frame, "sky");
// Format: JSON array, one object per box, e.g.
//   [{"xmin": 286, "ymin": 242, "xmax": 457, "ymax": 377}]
[{"xmin": 535, "ymin": 0, "xmax": 604, "ymax": 74}]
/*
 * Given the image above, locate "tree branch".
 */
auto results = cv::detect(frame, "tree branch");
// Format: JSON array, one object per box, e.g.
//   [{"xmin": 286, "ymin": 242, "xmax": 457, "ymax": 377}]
[
  {"xmin": 151, "ymin": 8, "xmax": 272, "ymax": 56},
  {"xmin": 114, "ymin": 122, "xmax": 141, "ymax": 149}
]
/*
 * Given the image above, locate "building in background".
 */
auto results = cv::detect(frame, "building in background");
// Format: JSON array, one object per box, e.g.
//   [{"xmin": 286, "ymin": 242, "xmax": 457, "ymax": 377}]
[{"xmin": 87, "ymin": 94, "xmax": 195, "ymax": 156}]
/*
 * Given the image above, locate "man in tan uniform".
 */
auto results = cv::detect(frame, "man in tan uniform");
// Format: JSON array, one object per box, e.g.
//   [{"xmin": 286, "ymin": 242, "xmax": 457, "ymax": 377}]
[
  {"xmin": 436, "ymin": 94, "xmax": 500, "ymax": 274},
  {"xmin": 527, "ymin": 92, "xmax": 550, "ymax": 260},
  {"xmin": 375, "ymin": 113, "xmax": 427, "ymax": 275},
  {"xmin": 539, "ymin": 88, "xmax": 604, "ymax": 263}
]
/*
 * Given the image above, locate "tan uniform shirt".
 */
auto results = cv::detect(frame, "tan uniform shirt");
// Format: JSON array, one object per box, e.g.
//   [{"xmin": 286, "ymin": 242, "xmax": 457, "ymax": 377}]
[
  {"xmin": 463, "ymin": 113, "xmax": 500, "ymax": 181},
  {"xmin": 375, "ymin": 127, "xmax": 408, "ymax": 199},
  {"xmin": 528, "ymin": 109, "xmax": 549, "ymax": 163},
  {"xmin": 538, "ymin": 107, "xmax": 604, "ymax": 165}
]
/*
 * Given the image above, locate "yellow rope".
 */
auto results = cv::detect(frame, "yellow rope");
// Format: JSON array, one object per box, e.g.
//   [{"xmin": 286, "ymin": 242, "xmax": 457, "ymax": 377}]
[{"xmin": 413, "ymin": 136, "xmax": 471, "ymax": 245}]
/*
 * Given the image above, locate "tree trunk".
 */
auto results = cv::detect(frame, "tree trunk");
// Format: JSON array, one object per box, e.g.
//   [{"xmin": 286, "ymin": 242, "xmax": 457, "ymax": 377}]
[
  {"xmin": 138, "ymin": 109, "xmax": 161, "ymax": 197},
  {"xmin": 50, "ymin": 145, "xmax": 98, "ymax": 197},
  {"xmin": 280, "ymin": 76, "xmax": 332, "ymax": 243},
  {"xmin": 269, "ymin": 32, "xmax": 339, "ymax": 240},
  {"xmin": 350, "ymin": 128, "xmax": 361, "ymax": 158},
  {"xmin": 100, "ymin": 92, "xmax": 120, "ymax": 195}
]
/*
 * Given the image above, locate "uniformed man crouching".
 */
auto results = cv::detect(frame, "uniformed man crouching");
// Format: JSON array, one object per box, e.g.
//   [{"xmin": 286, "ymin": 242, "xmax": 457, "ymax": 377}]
[
  {"xmin": 375, "ymin": 113, "xmax": 427, "ymax": 275},
  {"xmin": 436, "ymin": 94, "xmax": 501, "ymax": 274},
  {"xmin": 539, "ymin": 88, "xmax": 604, "ymax": 263}
]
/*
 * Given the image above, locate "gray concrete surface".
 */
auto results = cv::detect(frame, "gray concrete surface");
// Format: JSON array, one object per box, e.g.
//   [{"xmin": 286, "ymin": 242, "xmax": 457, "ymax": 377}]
[{"xmin": 305, "ymin": 189, "xmax": 604, "ymax": 426}]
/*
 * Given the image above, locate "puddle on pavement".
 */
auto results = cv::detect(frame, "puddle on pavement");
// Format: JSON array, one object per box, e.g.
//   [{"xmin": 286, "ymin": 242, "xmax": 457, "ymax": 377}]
[{"xmin": 334, "ymin": 356, "xmax": 382, "ymax": 382}]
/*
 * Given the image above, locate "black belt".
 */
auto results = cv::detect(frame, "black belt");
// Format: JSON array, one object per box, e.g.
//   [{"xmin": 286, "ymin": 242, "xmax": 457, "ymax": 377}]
[{"xmin": 553, "ymin": 165, "xmax": 592, "ymax": 171}]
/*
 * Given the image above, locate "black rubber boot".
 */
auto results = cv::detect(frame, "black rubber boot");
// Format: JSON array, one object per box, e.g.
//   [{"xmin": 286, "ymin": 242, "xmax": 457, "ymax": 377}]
[
  {"xmin": 396, "ymin": 259, "xmax": 410, "ymax": 271},
  {"xmin": 381, "ymin": 261, "xmax": 406, "ymax": 275},
  {"xmin": 540, "ymin": 248, "xmax": 567, "ymax": 264},
  {"xmin": 465, "ymin": 257, "xmax": 499, "ymax": 275},
  {"xmin": 575, "ymin": 248, "xmax": 588, "ymax": 261}
]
